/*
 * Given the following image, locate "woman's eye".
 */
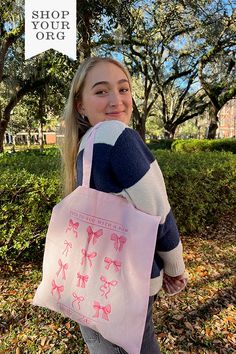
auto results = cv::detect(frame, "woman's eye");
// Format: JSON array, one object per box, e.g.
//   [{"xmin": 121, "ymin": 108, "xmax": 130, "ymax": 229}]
[
  {"xmin": 120, "ymin": 88, "xmax": 129, "ymax": 93},
  {"xmin": 95, "ymin": 90, "xmax": 107, "ymax": 95}
]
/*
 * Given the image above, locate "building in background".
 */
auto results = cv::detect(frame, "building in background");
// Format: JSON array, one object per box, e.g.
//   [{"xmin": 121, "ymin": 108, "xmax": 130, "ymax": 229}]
[
  {"xmin": 4, "ymin": 130, "xmax": 56, "ymax": 146},
  {"xmin": 218, "ymin": 98, "xmax": 236, "ymax": 138}
]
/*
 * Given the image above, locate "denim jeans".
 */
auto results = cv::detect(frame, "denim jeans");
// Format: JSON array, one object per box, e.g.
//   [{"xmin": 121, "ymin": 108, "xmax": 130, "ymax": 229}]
[{"xmin": 79, "ymin": 296, "xmax": 161, "ymax": 354}]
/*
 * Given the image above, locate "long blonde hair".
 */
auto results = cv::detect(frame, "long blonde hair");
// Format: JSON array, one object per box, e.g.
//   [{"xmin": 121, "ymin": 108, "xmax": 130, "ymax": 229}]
[{"xmin": 62, "ymin": 56, "xmax": 132, "ymax": 196}]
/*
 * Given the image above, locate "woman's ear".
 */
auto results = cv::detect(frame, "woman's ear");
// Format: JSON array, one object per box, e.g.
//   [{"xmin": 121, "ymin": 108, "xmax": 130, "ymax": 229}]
[{"xmin": 76, "ymin": 101, "xmax": 84, "ymax": 115}]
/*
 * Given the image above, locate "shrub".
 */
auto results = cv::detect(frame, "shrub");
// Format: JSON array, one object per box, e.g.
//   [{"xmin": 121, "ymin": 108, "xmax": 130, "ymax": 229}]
[
  {"xmin": 0, "ymin": 149, "xmax": 61, "ymax": 263},
  {"xmin": 152, "ymin": 150, "xmax": 236, "ymax": 234},
  {"xmin": 172, "ymin": 138, "xmax": 236, "ymax": 153},
  {"xmin": 1, "ymin": 147, "xmax": 236, "ymax": 263},
  {"xmin": 147, "ymin": 139, "xmax": 174, "ymax": 150}
]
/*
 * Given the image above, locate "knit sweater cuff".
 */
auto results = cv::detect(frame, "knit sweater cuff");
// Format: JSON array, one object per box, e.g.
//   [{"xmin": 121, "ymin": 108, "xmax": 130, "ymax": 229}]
[{"xmin": 157, "ymin": 241, "xmax": 185, "ymax": 276}]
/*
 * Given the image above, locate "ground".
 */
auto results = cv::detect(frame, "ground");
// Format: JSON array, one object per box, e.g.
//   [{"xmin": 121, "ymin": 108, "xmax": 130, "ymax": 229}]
[{"xmin": 0, "ymin": 213, "xmax": 235, "ymax": 354}]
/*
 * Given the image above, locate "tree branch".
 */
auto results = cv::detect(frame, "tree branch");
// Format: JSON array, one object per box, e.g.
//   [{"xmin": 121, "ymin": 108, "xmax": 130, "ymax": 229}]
[{"xmin": 0, "ymin": 21, "xmax": 24, "ymax": 83}]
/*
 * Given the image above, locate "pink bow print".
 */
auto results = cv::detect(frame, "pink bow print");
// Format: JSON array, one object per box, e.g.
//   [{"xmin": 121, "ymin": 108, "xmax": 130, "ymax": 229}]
[
  {"xmin": 110, "ymin": 234, "xmax": 127, "ymax": 252},
  {"xmin": 77, "ymin": 272, "xmax": 89, "ymax": 288},
  {"xmin": 62, "ymin": 240, "xmax": 72, "ymax": 256},
  {"xmin": 66, "ymin": 219, "xmax": 79, "ymax": 238},
  {"xmin": 100, "ymin": 275, "xmax": 118, "ymax": 298},
  {"xmin": 51, "ymin": 280, "xmax": 64, "ymax": 300},
  {"xmin": 72, "ymin": 292, "xmax": 84, "ymax": 309},
  {"xmin": 87, "ymin": 226, "xmax": 103, "ymax": 245},
  {"xmin": 81, "ymin": 249, "xmax": 97, "ymax": 268},
  {"xmin": 93, "ymin": 301, "xmax": 111, "ymax": 321},
  {"xmin": 104, "ymin": 257, "xmax": 122, "ymax": 272},
  {"xmin": 56, "ymin": 259, "xmax": 69, "ymax": 280}
]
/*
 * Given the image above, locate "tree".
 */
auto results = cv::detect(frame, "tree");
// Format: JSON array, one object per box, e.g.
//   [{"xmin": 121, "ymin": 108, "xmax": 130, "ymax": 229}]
[
  {"xmin": 0, "ymin": 0, "xmax": 24, "ymax": 84},
  {"xmin": 7, "ymin": 100, "xmax": 36, "ymax": 147},
  {"xmin": 76, "ymin": 0, "xmax": 136, "ymax": 59},
  {"xmin": 0, "ymin": 41, "xmax": 57, "ymax": 152},
  {"xmin": 128, "ymin": 55, "xmax": 159, "ymax": 140},
  {"xmin": 0, "ymin": 0, "xmax": 77, "ymax": 152},
  {"xmin": 97, "ymin": 0, "xmax": 235, "ymax": 139},
  {"xmin": 197, "ymin": 2, "xmax": 236, "ymax": 138},
  {"xmin": 112, "ymin": 1, "xmax": 209, "ymax": 139},
  {"xmin": 0, "ymin": 0, "xmax": 137, "ymax": 152},
  {"xmin": 1, "ymin": 0, "xmax": 234, "ymax": 148},
  {"xmin": 0, "ymin": 0, "xmax": 48, "ymax": 152}
]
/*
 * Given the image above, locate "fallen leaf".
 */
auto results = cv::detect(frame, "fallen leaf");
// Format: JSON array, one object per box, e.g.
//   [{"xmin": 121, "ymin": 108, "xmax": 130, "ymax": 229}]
[
  {"xmin": 224, "ymin": 316, "xmax": 236, "ymax": 323},
  {"xmin": 40, "ymin": 337, "xmax": 47, "ymax": 346},
  {"xmin": 184, "ymin": 321, "xmax": 194, "ymax": 331},
  {"xmin": 157, "ymin": 332, "xmax": 166, "ymax": 338},
  {"xmin": 65, "ymin": 322, "xmax": 71, "ymax": 330}
]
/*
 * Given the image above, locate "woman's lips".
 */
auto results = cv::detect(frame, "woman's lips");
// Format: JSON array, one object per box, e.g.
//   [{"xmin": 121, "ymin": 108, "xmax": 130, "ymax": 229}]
[{"xmin": 106, "ymin": 112, "xmax": 123, "ymax": 116}]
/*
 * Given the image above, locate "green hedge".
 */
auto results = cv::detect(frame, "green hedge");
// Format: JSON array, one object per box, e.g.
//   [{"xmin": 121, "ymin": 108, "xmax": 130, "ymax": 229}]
[
  {"xmin": 153, "ymin": 150, "xmax": 236, "ymax": 234},
  {"xmin": 0, "ymin": 149, "xmax": 61, "ymax": 263},
  {"xmin": 172, "ymin": 138, "xmax": 236, "ymax": 153},
  {"xmin": 147, "ymin": 139, "xmax": 174, "ymax": 150},
  {"xmin": 1, "ymin": 148, "xmax": 236, "ymax": 263}
]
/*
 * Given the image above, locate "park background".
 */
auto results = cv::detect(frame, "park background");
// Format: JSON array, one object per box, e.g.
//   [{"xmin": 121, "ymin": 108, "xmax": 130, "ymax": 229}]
[{"xmin": 0, "ymin": 0, "xmax": 235, "ymax": 353}]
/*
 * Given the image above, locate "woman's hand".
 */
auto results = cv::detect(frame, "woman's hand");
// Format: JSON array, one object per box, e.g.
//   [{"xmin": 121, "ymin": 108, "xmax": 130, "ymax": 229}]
[{"xmin": 163, "ymin": 272, "xmax": 188, "ymax": 296}]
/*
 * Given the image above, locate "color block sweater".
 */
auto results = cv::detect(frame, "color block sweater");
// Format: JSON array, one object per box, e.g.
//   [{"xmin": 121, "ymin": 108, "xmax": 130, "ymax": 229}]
[{"xmin": 76, "ymin": 120, "xmax": 185, "ymax": 295}]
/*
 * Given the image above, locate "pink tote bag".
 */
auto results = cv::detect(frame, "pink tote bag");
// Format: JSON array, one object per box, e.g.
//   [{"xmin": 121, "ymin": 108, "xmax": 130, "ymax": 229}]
[{"xmin": 33, "ymin": 123, "xmax": 161, "ymax": 354}]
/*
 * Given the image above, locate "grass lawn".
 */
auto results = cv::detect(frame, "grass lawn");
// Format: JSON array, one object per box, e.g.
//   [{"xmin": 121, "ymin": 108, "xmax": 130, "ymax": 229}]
[{"xmin": 0, "ymin": 213, "xmax": 235, "ymax": 354}]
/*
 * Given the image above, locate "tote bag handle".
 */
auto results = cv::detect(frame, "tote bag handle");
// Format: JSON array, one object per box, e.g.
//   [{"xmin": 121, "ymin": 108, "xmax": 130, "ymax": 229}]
[{"xmin": 82, "ymin": 122, "xmax": 103, "ymax": 187}]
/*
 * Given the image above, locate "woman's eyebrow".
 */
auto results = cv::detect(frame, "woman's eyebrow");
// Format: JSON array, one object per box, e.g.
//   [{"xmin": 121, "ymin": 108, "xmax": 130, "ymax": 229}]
[{"xmin": 91, "ymin": 79, "xmax": 129, "ymax": 89}]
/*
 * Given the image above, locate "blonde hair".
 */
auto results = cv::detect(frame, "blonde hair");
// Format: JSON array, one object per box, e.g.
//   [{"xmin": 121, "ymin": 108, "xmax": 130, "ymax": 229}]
[{"xmin": 62, "ymin": 56, "xmax": 132, "ymax": 196}]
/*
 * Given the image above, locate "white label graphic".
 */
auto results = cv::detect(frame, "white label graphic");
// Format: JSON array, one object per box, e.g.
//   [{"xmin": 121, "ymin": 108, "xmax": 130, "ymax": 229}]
[{"xmin": 25, "ymin": 0, "xmax": 76, "ymax": 60}]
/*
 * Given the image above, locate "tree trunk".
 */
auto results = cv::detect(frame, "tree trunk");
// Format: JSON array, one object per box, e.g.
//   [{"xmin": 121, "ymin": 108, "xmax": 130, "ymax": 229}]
[
  {"xmin": 0, "ymin": 23, "xmax": 24, "ymax": 84},
  {"xmin": 164, "ymin": 123, "xmax": 176, "ymax": 139},
  {"xmin": 38, "ymin": 121, "xmax": 44, "ymax": 154},
  {"xmin": 133, "ymin": 115, "xmax": 146, "ymax": 142},
  {"xmin": 132, "ymin": 99, "xmax": 146, "ymax": 142},
  {"xmin": 77, "ymin": 0, "xmax": 92, "ymax": 59},
  {"xmin": 12, "ymin": 134, "xmax": 16, "ymax": 152},
  {"xmin": 0, "ymin": 77, "xmax": 50, "ymax": 152},
  {"xmin": 206, "ymin": 106, "xmax": 219, "ymax": 139},
  {"xmin": 0, "ymin": 111, "xmax": 11, "ymax": 153},
  {"xmin": 27, "ymin": 129, "xmax": 31, "ymax": 147},
  {"xmin": 207, "ymin": 121, "xmax": 218, "ymax": 139},
  {"xmin": 0, "ymin": 128, "xmax": 5, "ymax": 153},
  {"xmin": 136, "ymin": 115, "xmax": 146, "ymax": 142}
]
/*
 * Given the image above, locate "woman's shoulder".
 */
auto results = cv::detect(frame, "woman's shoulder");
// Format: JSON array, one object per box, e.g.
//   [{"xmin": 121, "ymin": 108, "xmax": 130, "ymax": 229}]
[
  {"xmin": 95, "ymin": 120, "xmax": 130, "ymax": 144},
  {"xmin": 80, "ymin": 120, "xmax": 132, "ymax": 151}
]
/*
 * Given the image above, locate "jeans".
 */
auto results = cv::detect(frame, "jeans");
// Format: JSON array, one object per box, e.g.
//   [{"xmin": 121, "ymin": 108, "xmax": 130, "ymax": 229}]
[{"xmin": 79, "ymin": 296, "xmax": 161, "ymax": 354}]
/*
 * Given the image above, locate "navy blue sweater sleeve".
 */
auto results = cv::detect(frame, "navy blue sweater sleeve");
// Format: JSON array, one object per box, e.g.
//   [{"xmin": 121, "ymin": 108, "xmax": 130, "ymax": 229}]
[{"xmin": 110, "ymin": 128, "xmax": 155, "ymax": 188}]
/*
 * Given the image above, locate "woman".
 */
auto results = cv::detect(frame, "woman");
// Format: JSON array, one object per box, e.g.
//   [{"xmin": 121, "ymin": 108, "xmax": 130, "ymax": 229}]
[{"xmin": 62, "ymin": 57, "xmax": 187, "ymax": 353}]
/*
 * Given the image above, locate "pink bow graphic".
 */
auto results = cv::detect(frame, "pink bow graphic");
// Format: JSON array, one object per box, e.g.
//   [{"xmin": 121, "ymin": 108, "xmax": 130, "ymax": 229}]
[
  {"xmin": 77, "ymin": 272, "xmax": 89, "ymax": 288},
  {"xmin": 104, "ymin": 257, "xmax": 122, "ymax": 272},
  {"xmin": 66, "ymin": 219, "xmax": 79, "ymax": 238},
  {"xmin": 62, "ymin": 240, "xmax": 72, "ymax": 256},
  {"xmin": 87, "ymin": 226, "xmax": 103, "ymax": 245},
  {"xmin": 81, "ymin": 249, "xmax": 97, "ymax": 268},
  {"xmin": 56, "ymin": 259, "xmax": 68, "ymax": 280},
  {"xmin": 72, "ymin": 292, "xmax": 84, "ymax": 309},
  {"xmin": 110, "ymin": 234, "xmax": 127, "ymax": 252},
  {"xmin": 100, "ymin": 275, "xmax": 118, "ymax": 298},
  {"xmin": 93, "ymin": 301, "xmax": 111, "ymax": 321},
  {"xmin": 51, "ymin": 280, "xmax": 64, "ymax": 300}
]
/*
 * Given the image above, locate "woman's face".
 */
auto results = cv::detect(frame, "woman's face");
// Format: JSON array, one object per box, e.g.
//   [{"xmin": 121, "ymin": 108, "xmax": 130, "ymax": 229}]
[{"xmin": 77, "ymin": 62, "xmax": 133, "ymax": 126}]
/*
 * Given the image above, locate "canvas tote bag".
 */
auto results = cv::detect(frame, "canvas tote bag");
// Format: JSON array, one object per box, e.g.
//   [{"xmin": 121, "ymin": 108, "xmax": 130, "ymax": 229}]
[{"xmin": 33, "ymin": 123, "xmax": 161, "ymax": 354}]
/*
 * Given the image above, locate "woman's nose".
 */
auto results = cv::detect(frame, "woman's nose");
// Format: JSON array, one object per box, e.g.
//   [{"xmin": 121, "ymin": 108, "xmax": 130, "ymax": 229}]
[{"xmin": 109, "ymin": 91, "xmax": 121, "ymax": 106}]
